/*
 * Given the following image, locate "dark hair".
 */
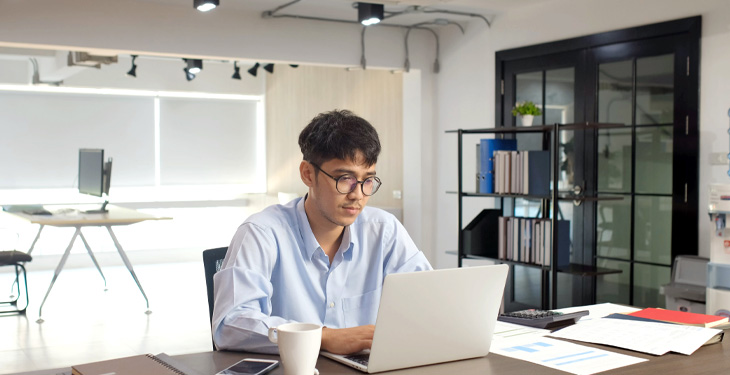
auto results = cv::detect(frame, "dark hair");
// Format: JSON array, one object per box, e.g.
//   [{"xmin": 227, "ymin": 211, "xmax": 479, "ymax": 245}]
[{"xmin": 298, "ymin": 109, "xmax": 381, "ymax": 167}]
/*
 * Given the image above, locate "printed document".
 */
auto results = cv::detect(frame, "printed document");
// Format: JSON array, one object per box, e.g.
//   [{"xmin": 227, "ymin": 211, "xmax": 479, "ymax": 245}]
[
  {"xmin": 491, "ymin": 336, "xmax": 647, "ymax": 375},
  {"xmin": 548, "ymin": 318, "xmax": 721, "ymax": 355},
  {"xmin": 492, "ymin": 321, "xmax": 551, "ymax": 344}
]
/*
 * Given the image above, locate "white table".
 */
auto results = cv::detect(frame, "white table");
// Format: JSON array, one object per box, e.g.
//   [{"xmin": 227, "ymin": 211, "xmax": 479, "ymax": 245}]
[{"xmin": 5, "ymin": 204, "xmax": 171, "ymax": 322}]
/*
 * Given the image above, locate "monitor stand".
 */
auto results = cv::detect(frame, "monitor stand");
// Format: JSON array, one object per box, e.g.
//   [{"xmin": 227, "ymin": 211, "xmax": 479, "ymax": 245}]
[{"xmin": 84, "ymin": 200, "xmax": 109, "ymax": 214}]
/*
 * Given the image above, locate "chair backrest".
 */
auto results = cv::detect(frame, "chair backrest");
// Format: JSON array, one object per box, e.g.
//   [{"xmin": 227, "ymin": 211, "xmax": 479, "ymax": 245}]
[{"xmin": 202, "ymin": 246, "xmax": 228, "ymax": 350}]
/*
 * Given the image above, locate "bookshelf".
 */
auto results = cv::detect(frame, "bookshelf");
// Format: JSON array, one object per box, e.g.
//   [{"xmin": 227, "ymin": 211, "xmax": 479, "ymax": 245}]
[{"xmin": 448, "ymin": 122, "xmax": 623, "ymax": 310}]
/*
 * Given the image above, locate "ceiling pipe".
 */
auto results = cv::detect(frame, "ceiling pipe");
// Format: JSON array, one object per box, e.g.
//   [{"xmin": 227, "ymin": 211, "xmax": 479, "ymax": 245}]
[
  {"xmin": 29, "ymin": 58, "xmax": 63, "ymax": 86},
  {"xmin": 404, "ymin": 23, "xmax": 440, "ymax": 74}
]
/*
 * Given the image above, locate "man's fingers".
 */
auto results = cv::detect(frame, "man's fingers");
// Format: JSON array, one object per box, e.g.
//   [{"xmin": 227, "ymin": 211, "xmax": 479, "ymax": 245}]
[{"xmin": 359, "ymin": 339, "xmax": 373, "ymax": 350}]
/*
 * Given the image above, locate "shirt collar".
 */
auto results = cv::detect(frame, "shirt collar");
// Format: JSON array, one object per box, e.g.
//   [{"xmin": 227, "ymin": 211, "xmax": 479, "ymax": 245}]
[
  {"xmin": 296, "ymin": 194, "xmax": 356, "ymax": 261},
  {"xmin": 296, "ymin": 195, "xmax": 320, "ymax": 260}
]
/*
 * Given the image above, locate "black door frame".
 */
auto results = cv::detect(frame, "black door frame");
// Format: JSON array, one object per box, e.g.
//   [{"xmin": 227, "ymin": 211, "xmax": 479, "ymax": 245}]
[{"xmin": 495, "ymin": 16, "xmax": 701, "ymax": 306}]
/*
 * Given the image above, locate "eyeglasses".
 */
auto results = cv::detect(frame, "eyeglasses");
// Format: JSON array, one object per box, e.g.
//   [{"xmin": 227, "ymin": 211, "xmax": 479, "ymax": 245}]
[{"xmin": 310, "ymin": 162, "xmax": 382, "ymax": 196}]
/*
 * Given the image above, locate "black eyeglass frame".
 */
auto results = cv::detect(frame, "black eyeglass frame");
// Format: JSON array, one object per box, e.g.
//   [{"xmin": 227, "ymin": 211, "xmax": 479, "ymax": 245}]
[{"xmin": 309, "ymin": 162, "xmax": 382, "ymax": 196}]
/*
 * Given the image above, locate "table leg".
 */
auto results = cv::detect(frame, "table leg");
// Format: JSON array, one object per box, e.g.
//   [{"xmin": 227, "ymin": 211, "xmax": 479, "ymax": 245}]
[
  {"xmin": 78, "ymin": 230, "xmax": 108, "ymax": 291},
  {"xmin": 11, "ymin": 224, "xmax": 44, "ymax": 298},
  {"xmin": 37, "ymin": 227, "xmax": 80, "ymax": 323},
  {"xmin": 26, "ymin": 224, "xmax": 44, "ymax": 256},
  {"xmin": 106, "ymin": 226, "xmax": 151, "ymax": 314}
]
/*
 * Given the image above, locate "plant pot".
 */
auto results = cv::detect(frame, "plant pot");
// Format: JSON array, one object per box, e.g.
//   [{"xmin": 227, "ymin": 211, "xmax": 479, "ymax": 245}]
[{"xmin": 521, "ymin": 115, "xmax": 534, "ymax": 126}]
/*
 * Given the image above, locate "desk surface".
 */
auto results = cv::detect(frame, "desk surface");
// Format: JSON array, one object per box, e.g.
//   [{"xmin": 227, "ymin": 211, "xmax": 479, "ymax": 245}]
[
  {"xmin": 15, "ymin": 335, "xmax": 730, "ymax": 375},
  {"xmin": 178, "ymin": 337, "xmax": 730, "ymax": 375},
  {"xmin": 4, "ymin": 204, "xmax": 171, "ymax": 227}
]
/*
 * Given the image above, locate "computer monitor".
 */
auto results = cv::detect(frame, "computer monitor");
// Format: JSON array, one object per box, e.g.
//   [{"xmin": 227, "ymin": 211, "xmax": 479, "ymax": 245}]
[{"xmin": 78, "ymin": 148, "xmax": 113, "ymax": 213}]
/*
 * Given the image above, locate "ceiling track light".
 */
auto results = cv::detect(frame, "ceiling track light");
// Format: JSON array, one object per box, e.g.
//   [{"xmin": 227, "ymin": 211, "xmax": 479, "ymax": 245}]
[
  {"xmin": 247, "ymin": 62, "xmax": 260, "ymax": 77},
  {"xmin": 263, "ymin": 64, "xmax": 274, "ymax": 74},
  {"xmin": 183, "ymin": 68, "xmax": 196, "ymax": 81},
  {"xmin": 182, "ymin": 58, "xmax": 201, "ymax": 81},
  {"xmin": 194, "ymin": 0, "xmax": 219, "ymax": 12},
  {"xmin": 185, "ymin": 58, "xmax": 203, "ymax": 74},
  {"xmin": 358, "ymin": 3, "xmax": 384, "ymax": 26},
  {"xmin": 232, "ymin": 62, "xmax": 241, "ymax": 80},
  {"xmin": 127, "ymin": 55, "xmax": 137, "ymax": 77}
]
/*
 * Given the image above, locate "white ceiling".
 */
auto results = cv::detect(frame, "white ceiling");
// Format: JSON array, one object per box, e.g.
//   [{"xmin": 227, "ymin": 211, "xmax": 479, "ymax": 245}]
[
  {"xmin": 137, "ymin": 0, "xmax": 555, "ymax": 26},
  {"xmin": 0, "ymin": 0, "xmax": 556, "ymax": 82}
]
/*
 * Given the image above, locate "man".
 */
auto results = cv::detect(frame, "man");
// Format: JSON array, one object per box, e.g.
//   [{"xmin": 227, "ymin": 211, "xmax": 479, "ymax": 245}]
[{"xmin": 212, "ymin": 110, "xmax": 432, "ymax": 354}]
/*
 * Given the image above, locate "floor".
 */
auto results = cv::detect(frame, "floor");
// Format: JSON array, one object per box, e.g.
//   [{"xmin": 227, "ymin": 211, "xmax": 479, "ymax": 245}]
[{"xmin": 0, "ymin": 261, "xmax": 212, "ymax": 375}]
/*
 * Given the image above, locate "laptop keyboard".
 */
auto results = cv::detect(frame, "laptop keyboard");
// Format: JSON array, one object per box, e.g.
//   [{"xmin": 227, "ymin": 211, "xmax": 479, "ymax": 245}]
[{"xmin": 345, "ymin": 354, "xmax": 370, "ymax": 366}]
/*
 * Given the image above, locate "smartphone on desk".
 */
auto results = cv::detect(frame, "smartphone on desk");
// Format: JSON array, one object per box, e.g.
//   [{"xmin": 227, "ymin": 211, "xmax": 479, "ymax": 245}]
[{"xmin": 216, "ymin": 358, "xmax": 279, "ymax": 375}]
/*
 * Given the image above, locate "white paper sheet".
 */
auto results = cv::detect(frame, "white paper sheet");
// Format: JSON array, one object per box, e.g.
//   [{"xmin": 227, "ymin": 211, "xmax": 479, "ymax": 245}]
[
  {"xmin": 491, "ymin": 336, "xmax": 647, "ymax": 375},
  {"xmin": 548, "ymin": 318, "xmax": 722, "ymax": 355},
  {"xmin": 492, "ymin": 321, "xmax": 551, "ymax": 344},
  {"xmin": 552, "ymin": 302, "xmax": 640, "ymax": 322}
]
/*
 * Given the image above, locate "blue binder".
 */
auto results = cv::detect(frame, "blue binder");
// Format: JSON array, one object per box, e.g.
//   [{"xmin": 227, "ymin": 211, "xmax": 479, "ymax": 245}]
[{"xmin": 480, "ymin": 139, "xmax": 517, "ymax": 193}]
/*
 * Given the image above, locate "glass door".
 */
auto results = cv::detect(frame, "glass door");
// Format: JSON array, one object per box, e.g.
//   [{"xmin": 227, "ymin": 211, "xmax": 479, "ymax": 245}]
[{"xmin": 590, "ymin": 35, "xmax": 695, "ymax": 307}]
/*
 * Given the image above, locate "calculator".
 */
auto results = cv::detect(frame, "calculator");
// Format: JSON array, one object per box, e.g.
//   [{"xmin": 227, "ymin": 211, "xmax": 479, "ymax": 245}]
[{"xmin": 498, "ymin": 309, "xmax": 589, "ymax": 329}]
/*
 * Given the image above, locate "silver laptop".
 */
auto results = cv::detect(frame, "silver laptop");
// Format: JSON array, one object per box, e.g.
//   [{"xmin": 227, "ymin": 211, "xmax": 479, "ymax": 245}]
[{"xmin": 321, "ymin": 264, "xmax": 509, "ymax": 373}]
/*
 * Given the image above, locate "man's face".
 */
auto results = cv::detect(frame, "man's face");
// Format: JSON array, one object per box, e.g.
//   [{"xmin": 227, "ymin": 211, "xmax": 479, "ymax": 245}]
[{"xmin": 307, "ymin": 152, "xmax": 376, "ymax": 228}]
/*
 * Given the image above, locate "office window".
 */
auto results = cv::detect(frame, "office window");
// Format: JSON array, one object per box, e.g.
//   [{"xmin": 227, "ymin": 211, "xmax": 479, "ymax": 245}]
[
  {"xmin": 0, "ymin": 91, "xmax": 155, "ymax": 188},
  {"xmin": 159, "ymin": 98, "xmax": 261, "ymax": 186},
  {"xmin": 0, "ymin": 89, "xmax": 264, "ymax": 191}
]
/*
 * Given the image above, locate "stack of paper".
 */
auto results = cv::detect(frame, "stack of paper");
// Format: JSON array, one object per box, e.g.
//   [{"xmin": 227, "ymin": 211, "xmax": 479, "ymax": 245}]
[
  {"xmin": 548, "ymin": 318, "xmax": 722, "ymax": 355},
  {"xmin": 491, "ymin": 320, "xmax": 647, "ymax": 375}
]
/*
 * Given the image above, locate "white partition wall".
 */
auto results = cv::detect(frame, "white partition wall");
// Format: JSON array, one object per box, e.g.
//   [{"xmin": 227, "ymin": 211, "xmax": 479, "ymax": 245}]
[
  {"xmin": 0, "ymin": 91, "xmax": 155, "ymax": 188},
  {"xmin": 0, "ymin": 88, "xmax": 265, "ymax": 192},
  {"xmin": 158, "ymin": 97, "xmax": 261, "ymax": 186}
]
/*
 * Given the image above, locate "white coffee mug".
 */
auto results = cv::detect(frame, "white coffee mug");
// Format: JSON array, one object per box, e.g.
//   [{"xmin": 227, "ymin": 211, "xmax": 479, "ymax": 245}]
[{"xmin": 268, "ymin": 322, "xmax": 322, "ymax": 375}]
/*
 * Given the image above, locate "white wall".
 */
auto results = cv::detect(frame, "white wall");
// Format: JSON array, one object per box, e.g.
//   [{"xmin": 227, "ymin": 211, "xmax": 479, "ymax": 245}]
[
  {"xmin": 434, "ymin": 0, "xmax": 730, "ymax": 268},
  {"xmin": 0, "ymin": 0, "xmax": 442, "ymax": 263}
]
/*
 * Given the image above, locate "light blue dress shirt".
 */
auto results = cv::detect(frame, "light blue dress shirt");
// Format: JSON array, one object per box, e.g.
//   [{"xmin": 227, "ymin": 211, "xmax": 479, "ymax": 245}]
[{"xmin": 212, "ymin": 196, "xmax": 432, "ymax": 353}]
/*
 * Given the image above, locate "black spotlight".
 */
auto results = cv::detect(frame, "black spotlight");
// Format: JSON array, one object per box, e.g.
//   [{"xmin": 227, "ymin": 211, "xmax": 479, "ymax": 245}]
[
  {"xmin": 289, "ymin": 64, "xmax": 299, "ymax": 68},
  {"xmin": 194, "ymin": 0, "xmax": 219, "ymax": 12},
  {"xmin": 358, "ymin": 3, "xmax": 384, "ymax": 26},
  {"xmin": 232, "ymin": 62, "xmax": 241, "ymax": 80},
  {"xmin": 127, "ymin": 55, "xmax": 138, "ymax": 77},
  {"xmin": 183, "ymin": 68, "xmax": 196, "ymax": 81},
  {"xmin": 263, "ymin": 64, "xmax": 274, "ymax": 74},
  {"xmin": 186, "ymin": 59, "xmax": 203, "ymax": 74},
  {"xmin": 247, "ymin": 62, "xmax": 260, "ymax": 77}
]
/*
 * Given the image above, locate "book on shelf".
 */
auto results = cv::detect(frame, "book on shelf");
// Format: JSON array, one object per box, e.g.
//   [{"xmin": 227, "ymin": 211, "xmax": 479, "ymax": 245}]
[
  {"xmin": 72, "ymin": 353, "xmax": 198, "ymax": 375},
  {"xmin": 497, "ymin": 217, "xmax": 569, "ymax": 267},
  {"xmin": 490, "ymin": 149, "xmax": 549, "ymax": 196},
  {"xmin": 480, "ymin": 139, "xmax": 517, "ymax": 194},
  {"xmin": 626, "ymin": 307, "xmax": 730, "ymax": 328},
  {"xmin": 526, "ymin": 150, "xmax": 550, "ymax": 196}
]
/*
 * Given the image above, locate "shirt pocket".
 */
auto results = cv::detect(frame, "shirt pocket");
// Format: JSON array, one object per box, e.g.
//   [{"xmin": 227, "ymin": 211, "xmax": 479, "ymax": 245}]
[{"xmin": 342, "ymin": 288, "xmax": 381, "ymax": 328}]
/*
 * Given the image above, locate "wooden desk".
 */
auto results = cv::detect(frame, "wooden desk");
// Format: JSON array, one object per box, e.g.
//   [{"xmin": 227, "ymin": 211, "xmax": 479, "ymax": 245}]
[
  {"xmin": 15, "ymin": 332, "xmax": 730, "ymax": 375},
  {"xmin": 4, "ymin": 204, "xmax": 171, "ymax": 322},
  {"xmin": 174, "ymin": 337, "xmax": 730, "ymax": 375}
]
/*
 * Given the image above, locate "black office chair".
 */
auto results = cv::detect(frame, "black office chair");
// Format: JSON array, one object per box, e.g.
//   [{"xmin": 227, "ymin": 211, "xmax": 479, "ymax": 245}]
[
  {"xmin": 203, "ymin": 246, "xmax": 228, "ymax": 350},
  {"xmin": 0, "ymin": 250, "xmax": 32, "ymax": 315}
]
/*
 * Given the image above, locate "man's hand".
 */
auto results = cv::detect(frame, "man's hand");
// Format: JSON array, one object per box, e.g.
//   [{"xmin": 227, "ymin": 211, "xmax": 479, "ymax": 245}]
[{"xmin": 321, "ymin": 325, "xmax": 375, "ymax": 355}]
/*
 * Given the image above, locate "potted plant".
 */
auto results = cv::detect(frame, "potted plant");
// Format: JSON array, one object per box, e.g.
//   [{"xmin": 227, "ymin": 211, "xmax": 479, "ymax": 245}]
[{"xmin": 511, "ymin": 101, "xmax": 542, "ymax": 126}]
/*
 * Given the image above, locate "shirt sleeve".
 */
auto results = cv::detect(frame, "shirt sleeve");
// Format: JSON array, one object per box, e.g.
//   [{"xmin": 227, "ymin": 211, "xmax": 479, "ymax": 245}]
[
  {"xmin": 211, "ymin": 222, "xmax": 294, "ymax": 353},
  {"xmin": 383, "ymin": 216, "xmax": 433, "ymax": 275}
]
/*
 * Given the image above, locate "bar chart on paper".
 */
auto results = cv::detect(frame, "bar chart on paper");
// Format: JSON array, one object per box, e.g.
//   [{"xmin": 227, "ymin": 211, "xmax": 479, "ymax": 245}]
[{"xmin": 491, "ymin": 337, "xmax": 647, "ymax": 375}]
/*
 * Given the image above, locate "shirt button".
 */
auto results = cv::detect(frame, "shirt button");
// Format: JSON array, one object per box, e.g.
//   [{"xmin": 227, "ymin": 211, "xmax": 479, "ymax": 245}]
[{"xmin": 329, "ymin": 302, "xmax": 335, "ymax": 308}]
